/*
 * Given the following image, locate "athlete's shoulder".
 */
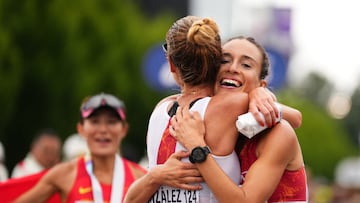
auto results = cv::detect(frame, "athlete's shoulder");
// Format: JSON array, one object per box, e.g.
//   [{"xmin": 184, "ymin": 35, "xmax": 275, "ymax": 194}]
[
  {"xmin": 123, "ymin": 159, "xmax": 147, "ymax": 178},
  {"xmin": 46, "ymin": 159, "xmax": 77, "ymax": 178},
  {"xmin": 263, "ymin": 120, "xmax": 298, "ymax": 152},
  {"xmin": 154, "ymin": 94, "xmax": 179, "ymax": 109},
  {"xmin": 211, "ymin": 91, "xmax": 248, "ymax": 110}
]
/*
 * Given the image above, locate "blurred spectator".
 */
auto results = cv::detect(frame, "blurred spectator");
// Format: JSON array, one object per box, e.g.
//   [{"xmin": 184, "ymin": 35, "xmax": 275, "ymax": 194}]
[
  {"xmin": 62, "ymin": 133, "xmax": 89, "ymax": 161},
  {"xmin": 138, "ymin": 153, "xmax": 148, "ymax": 169},
  {"xmin": 332, "ymin": 156, "xmax": 360, "ymax": 203},
  {"xmin": 11, "ymin": 128, "xmax": 62, "ymax": 178},
  {"xmin": 0, "ymin": 141, "xmax": 9, "ymax": 181},
  {"xmin": 10, "ymin": 93, "xmax": 146, "ymax": 203}
]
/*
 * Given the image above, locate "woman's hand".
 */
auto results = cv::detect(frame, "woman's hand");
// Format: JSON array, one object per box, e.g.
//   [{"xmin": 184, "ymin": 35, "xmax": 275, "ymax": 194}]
[
  {"xmin": 248, "ymin": 87, "xmax": 279, "ymax": 127},
  {"xmin": 169, "ymin": 105, "xmax": 206, "ymax": 151},
  {"xmin": 151, "ymin": 151, "xmax": 203, "ymax": 190}
]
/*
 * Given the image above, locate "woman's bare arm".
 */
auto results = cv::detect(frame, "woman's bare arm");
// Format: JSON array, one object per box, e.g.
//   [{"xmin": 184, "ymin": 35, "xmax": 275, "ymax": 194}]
[
  {"xmin": 249, "ymin": 87, "xmax": 302, "ymax": 128},
  {"xmin": 123, "ymin": 151, "xmax": 202, "ymax": 203},
  {"xmin": 13, "ymin": 168, "xmax": 61, "ymax": 203},
  {"xmin": 281, "ymin": 104, "xmax": 302, "ymax": 128},
  {"xmin": 170, "ymin": 107, "xmax": 300, "ymax": 202}
]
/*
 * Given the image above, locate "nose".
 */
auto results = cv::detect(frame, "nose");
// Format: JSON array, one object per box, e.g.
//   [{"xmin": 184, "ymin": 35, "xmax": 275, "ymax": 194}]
[
  {"xmin": 228, "ymin": 62, "xmax": 238, "ymax": 72},
  {"xmin": 98, "ymin": 121, "xmax": 108, "ymax": 132}
]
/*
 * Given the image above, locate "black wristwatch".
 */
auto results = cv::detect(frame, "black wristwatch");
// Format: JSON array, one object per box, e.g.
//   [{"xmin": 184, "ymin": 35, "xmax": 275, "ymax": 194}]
[{"xmin": 189, "ymin": 146, "xmax": 211, "ymax": 164}]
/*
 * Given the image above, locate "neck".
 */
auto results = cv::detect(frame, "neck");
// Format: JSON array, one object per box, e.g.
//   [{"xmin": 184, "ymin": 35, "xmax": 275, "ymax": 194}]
[
  {"xmin": 178, "ymin": 85, "xmax": 213, "ymax": 104},
  {"xmin": 91, "ymin": 154, "xmax": 116, "ymax": 173},
  {"xmin": 89, "ymin": 154, "xmax": 117, "ymax": 184},
  {"xmin": 181, "ymin": 88, "xmax": 200, "ymax": 95}
]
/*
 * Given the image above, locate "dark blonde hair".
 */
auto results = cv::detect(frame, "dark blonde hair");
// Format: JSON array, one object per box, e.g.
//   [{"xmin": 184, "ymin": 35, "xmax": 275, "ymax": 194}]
[{"xmin": 165, "ymin": 16, "xmax": 222, "ymax": 86}]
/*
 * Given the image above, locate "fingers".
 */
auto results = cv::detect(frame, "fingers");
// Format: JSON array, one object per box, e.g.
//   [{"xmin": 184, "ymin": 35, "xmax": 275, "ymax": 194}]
[
  {"xmin": 177, "ymin": 175, "xmax": 204, "ymax": 189},
  {"xmin": 265, "ymin": 87, "xmax": 277, "ymax": 102},
  {"xmin": 248, "ymin": 88, "xmax": 279, "ymax": 127},
  {"xmin": 176, "ymin": 183, "xmax": 202, "ymax": 191},
  {"xmin": 169, "ymin": 103, "xmax": 206, "ymax": 150},
  {"xmin": 249, "ymin": 102, "xmax": 265, "ymax": 127},
  {"xmin": 169, "ymin": 116, "xmax": 177, "ymax": 137},
  {"xmin": 260, "ymin": 102, "xmax": 276, "ymax": 127},
  {"xmin": 182, "ymin": 176, "xmax": 204, "ymax": 183},
  {"xmin": 191, "ymin": 111, "xmax": 202, "ymax": 121},
  {"xmin": 264, "ymin": 88, "xmax": 279, "ymax": 119},
  {"xmin": 169, "ymin": 151, "xmax": 190, "ymax": 160},
  {"xmin": 181, "ymin": 105, "xmax": 191, "ymax": 119},
  {"xmin": 270, "ymin": 101, "xmax": 280, "ymax": 119},
  {"xmin": 175, "ymin": 166, "xmax": 203, "ymax": 184},
  {"xmin": 170, "ymin": 106, "xmax": 186, "ymax": 137},
  {"xmin": 161, "ymin": 156, "xmax": 203, "ymax": 191},
  {"xmin": 170, "ymin": 104, "xmax": 197, "ymax": 135}
]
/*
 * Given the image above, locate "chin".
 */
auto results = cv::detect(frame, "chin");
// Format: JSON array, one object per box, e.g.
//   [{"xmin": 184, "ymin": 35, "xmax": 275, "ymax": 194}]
[
  {"xmin": 92, "ymin": 150, "xmax": 115, "ymax": 157},
  {"xmin": 217, "ymin": 86, "xmax": 244, "ymax": 94}
]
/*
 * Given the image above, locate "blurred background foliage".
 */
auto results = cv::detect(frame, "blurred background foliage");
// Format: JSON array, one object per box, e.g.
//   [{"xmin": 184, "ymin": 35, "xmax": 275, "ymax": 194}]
[
  {"xmin": 0, "ymin": 0, "xmax": 359, "ymax": 182},
  {"xmin": 0, "ymin": 0, "xmax": 176, "ymax": 169},
  {"xmin": 278, "ymin": 89, "xmax": 357, "ymax": 180}
]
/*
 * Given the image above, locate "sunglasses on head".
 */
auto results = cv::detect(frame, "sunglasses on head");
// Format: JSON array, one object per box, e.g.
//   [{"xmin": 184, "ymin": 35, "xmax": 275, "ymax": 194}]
[
  {"xmin": 162, "ymin": 43, "xmax": 167, "ymax": 53},
  {"xmin": 81, "ymin": 93, "xmax": 126, "ymax": 120}
]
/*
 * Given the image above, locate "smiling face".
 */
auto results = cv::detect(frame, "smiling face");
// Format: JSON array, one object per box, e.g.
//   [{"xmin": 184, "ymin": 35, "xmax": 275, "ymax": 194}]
[
  {"xmin": 215, "ymin": 38, "xmax": 267, "ymax": 94},
  {"xmin": 77, "ymin": 107, "xmax": 128, "ymax": 157}
]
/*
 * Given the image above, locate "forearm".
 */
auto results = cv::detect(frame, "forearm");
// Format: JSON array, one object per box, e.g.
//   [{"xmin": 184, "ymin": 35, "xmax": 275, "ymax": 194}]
[
  {"xmin": 123, "ymin": 169, "xmax": 160, "ymax": 203},
  {"xmin": 196, "ymin": 155, "xmax": 245, "ymax": 202},
  {"xmin": 281, "ymin": 104, "xmax": 302, "ymax": 128},
  {"xmin": 248, "ymin": 87, "xmax": 302, "ymax": 129},
  {"xmin": 13, "ymin": 185, "xmax": 54, "ymax": 203}
]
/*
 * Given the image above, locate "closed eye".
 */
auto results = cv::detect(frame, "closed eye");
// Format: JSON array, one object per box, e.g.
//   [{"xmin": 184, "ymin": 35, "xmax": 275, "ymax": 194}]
[
  {"xmin": 89, "ymin": 118, "xmax": 100, "ymax": 124},
  {"xmin": 242, "ymin": 63, "xmax": 251, "ymax": 68},
  {"xmin": 107, "ymin": 118, "xmax": 119, "ymax": 124},
  {"xmin": 221, "ymin": 59, "xmax": 230, "ymax": 64}
]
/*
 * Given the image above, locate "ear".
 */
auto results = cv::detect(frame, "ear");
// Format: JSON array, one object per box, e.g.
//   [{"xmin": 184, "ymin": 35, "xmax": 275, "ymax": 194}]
[
  {"xmin": 260, "ymin": 80, "xmax": 267, "ymax": 87},
  {"xmin": 121, "ymin": 122, "xmax": 129, "ymax": 135},
  {"xmin": 119, "ymin": 122, "xmax": 129, "ymax": 139},
  {"xmin": 169, "ymin": 59, "xmax": 176, "ymax": 73},
  {"xmin": 76, "ymin": 122, "xmax": 86, "ymax": 139}
]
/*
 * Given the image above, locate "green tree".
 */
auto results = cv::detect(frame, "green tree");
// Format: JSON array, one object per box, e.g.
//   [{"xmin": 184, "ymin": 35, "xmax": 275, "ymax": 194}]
[
  {"xmin": 343, "ymin": 84, "xmax": 360, "ymax": 147},
  {"xmin": 278, "ymin": 89, "xmax": 357, "ymax": 180},
  {"xmin": 300, "ymin": 72, "xmax": 334, "ymax": 106},
  {"xmin": 0, "ymin": 0, "xmax": 176, "ymax": 169}
]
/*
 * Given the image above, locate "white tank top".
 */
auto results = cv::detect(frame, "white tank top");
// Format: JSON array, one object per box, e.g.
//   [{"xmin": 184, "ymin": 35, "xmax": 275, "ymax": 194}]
[{"xmin": 147, "ymin": 97, "xmax": 241, "ymax": 203}]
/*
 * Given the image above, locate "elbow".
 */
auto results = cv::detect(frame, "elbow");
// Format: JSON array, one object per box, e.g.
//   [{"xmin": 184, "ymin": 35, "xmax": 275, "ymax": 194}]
[{"xmin": 294, "ymin": 110, "xmax": 302, "ymax": 128}]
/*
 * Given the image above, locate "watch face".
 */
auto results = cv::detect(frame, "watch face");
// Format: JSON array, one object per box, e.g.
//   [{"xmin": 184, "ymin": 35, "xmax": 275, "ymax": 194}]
[
  {"xmin": 193, "ymin": 148, "xmax": 206, "ymax": 161},
  {"xmin": 190, "ymin": 146, "xmax": 209, "ymax": 163}
]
